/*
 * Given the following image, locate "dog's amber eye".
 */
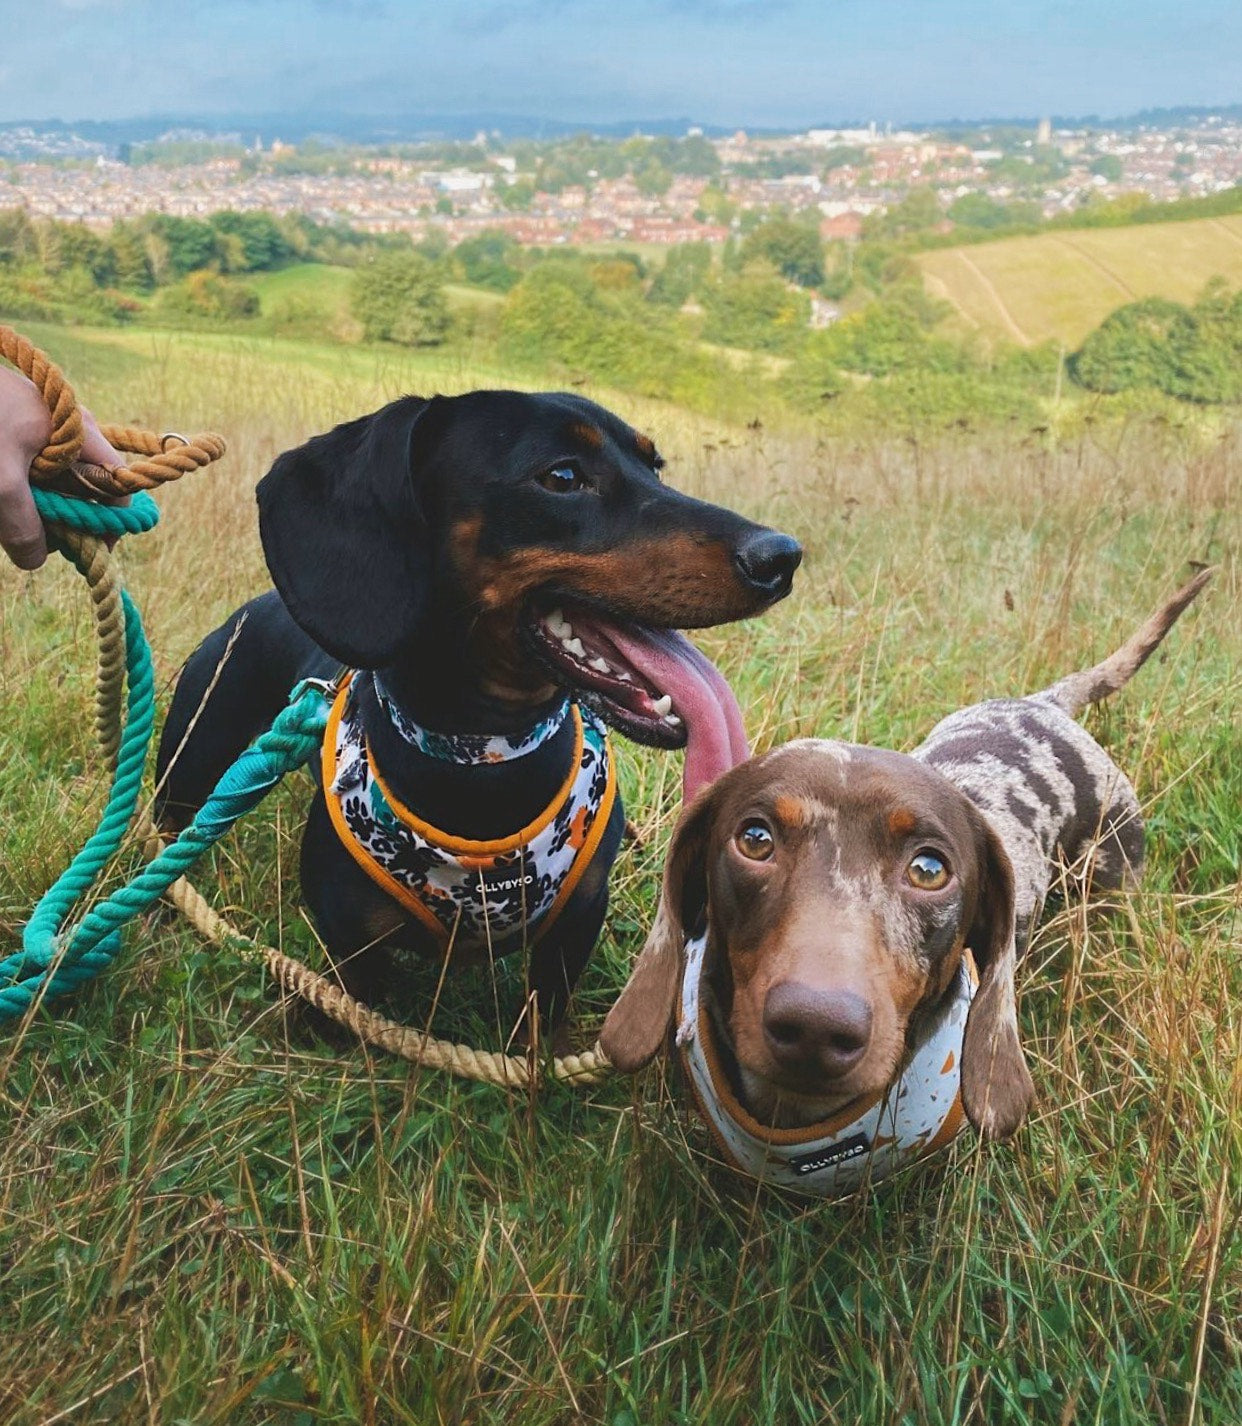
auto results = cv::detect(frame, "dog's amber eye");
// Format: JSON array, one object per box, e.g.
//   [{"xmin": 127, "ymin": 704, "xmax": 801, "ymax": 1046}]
[
  {"xmin": 537, "ymin": 464, "xmax": 589, "ymax": 494},
  {"xmin": 907, "ymin": 851, "xmax": 950, "ymax": 890},
  {"xmin": 735, "ymin": 820, "xmax": 775, "ymax": 861}
]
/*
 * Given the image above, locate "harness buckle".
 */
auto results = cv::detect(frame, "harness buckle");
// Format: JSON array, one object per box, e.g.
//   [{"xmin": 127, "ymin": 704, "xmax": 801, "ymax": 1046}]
[{"xmin": 290, "ymin": 667, "xmax": 349, "ymax": 705}]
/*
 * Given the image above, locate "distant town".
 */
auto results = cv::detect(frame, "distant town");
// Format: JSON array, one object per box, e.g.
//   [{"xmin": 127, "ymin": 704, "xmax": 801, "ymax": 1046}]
[{"xmin": 3, "ymin": 114, "xmax": 1241, "ymax": 249}]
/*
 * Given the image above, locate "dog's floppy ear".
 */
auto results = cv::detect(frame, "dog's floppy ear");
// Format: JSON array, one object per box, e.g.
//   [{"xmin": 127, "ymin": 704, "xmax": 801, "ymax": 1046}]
[
  {"xmin": 256, "ymin": 395, "xmax": 447, "ymax": 668},
  {"xmin": 600, "ymin": 786, "xmax": 719, "ymax": 1073},
  {"xmin": 959, "ymin": 809, "xmax": 1035, "ymax": 1141}
]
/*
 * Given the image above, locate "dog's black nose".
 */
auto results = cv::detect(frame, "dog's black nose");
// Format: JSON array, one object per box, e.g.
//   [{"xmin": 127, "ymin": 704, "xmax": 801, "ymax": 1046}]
[
  {"xmin": 763, "ymin": 983, "xmax": 872, "ymax": 1079},
  {"xmin": 735, "ymin": 530, "xmax": 802, "ymax": 598}
]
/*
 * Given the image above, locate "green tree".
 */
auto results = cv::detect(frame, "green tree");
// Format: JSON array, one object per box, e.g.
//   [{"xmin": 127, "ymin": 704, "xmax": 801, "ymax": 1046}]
[
  {"xmin": 209, "ymin": 211, "xmax": 292, "ymax": 271},
  {"xmin": 741, "ymin": 216, "xmax": 825, "ymax": 287},
  {"xmin": 648, "ymin": 242, "xmax": 712, "ymax": 306},
  {"xmin": 1089, "ymin": 155, "xmax": 1124, "ymax": 182},
  {"xmin": 498, "ymin": 178, "xmax": 536, "ymax": 211},
  {"xmin": 589, "ymin": 258, "xmax": 643, "ymax": 292},
  {"xmin": 633, "ymin": 161, "xmax": 673, "ymax": 197},
  {"xmin": 817, "ymin": 286, "xmax": 961, "ymax": 377},
  {"xmin": 947, "ymin": 193, "xmax": 1039, "ymax": 230},
  {"xmin": 784, "ymin": 331, "xmax": 847, "ymax": 409},
  {"xmin": 864, "ymin": 187, "xmax": 943, "ymax": 240},
  {"xmin": 694, "ymin": 184, "xmax": 736, "ymax": 226},
  {"xmin": 351, "ymin": 251, "xmax": 450, "ymax": 346},
  {"xmin": 1070, "ymin": 297, "xmax": 1185, "ymax": 394},
  {"xmin": 497, "ymin": 263, "xmax": 738, "ymax": 407},
  {"xmin": 454, "ymin": 230, "xmax": 522, "ymax": 292},
  {"xmin": 1165, "ymin": 280, "xmax": 1242, "ymax": 403},
  {"xmin": 159, "ymin": 270, "xmax": 260, "ymax": 321},
  {"xmin": 147, "ymin": 215, "xmax": 222, "ymax": 276},
  {"xmin": 701, "ymin": 265, "xmax": 810, "ymax": 351},
  {"xmin": 108, "ymin": 223, "xmax": 154, "ymax": 290},
  {"xmin": 0, "ymin": 208, "xmax": 40, "ymax": 267},
  {"xmin": 821, "ymin": 145, "xmax": 866, "ymax": 172},
  {"xmin": 55, "ymin": 224, "xmax": 117, "ymax": 286}
]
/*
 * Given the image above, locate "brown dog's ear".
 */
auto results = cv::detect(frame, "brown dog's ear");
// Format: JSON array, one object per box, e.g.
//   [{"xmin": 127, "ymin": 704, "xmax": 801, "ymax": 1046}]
[
  {"xmin": 959, "ymin": 809, "xmax": 1036, "ymax": 1141},
  {"xmin": 600, "ymin": 787, "xmax": 719, "ymax": 1072},
  {"xmin": 257, "ymin": 395, "xmax": 450, "ymax": 669}
]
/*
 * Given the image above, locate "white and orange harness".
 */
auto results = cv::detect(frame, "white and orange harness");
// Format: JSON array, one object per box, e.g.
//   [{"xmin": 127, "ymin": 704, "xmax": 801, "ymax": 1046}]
[
  {"xmin": 676, "ymin": 932, "xmax": 978, "ymax": 1195},
  {"xmin": 323, "ymin": 674, "xmax": 617, "ymax": 949}
]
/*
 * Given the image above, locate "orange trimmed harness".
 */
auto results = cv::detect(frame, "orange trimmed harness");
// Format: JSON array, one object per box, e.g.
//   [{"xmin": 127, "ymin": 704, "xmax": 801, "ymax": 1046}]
[
  {"xmin": 323, "ymin": 674, "xmax": 617, "ymax": 949},
  {"xmin": 676, "ymin": 934, "xmax": 978, "ymax": 1195}
]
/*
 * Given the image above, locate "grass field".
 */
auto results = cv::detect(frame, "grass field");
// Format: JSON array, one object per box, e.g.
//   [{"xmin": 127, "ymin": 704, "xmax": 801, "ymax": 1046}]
[
  {"xmin": 917, "ymin": 214, "xmax": 1242, "ymax": 349},
  {"xmin": 1, "ymin": 322, "xmax": 1240, "ymax": 1423},
  {"xmin": 238, "ymin": 264, "xmax": 360, "ymax": 344},
  {"xmin": 244, "ymin": 264, "xmax": 502, "ymax": 345}
]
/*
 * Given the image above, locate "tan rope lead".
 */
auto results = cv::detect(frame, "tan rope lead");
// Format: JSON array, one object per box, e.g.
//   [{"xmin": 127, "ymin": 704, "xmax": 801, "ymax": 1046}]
[
  {"xmin": 139, "ymin": 810, "xmax": 613, "ymax": 1086},
  {"xmin": 1, "ymin": 324, "xmax": 83, "ymax": 475},
  {"xmin": 8, "ymin": 324, "xmax": 614, "ymax": 1089},
  {"xmin": 2, "ymin": 325, "xmax": 226, "ymax": 497}
]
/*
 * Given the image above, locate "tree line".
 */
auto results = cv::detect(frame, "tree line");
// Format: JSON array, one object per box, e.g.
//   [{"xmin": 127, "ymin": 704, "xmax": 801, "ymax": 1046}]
[{"xmin": 3, "ymin": 203, "xmax": 1239, "ymax": 429}]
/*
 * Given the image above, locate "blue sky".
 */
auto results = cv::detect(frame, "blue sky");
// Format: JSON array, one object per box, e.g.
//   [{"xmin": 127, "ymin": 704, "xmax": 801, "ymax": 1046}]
[{"xmin": 3, "ymin": 0, "xmax": 1240, "ymax": 128}]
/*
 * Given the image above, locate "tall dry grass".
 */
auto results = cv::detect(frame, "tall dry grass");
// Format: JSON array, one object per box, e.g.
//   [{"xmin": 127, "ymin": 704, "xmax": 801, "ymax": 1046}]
[{"xmin": 0, "ymin": 323, "xmax": 1239, "ymax": 1424}]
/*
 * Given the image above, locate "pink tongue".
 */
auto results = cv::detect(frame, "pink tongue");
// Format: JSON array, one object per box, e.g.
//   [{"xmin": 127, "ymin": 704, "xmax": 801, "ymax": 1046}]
[{"xmin": 596, "ymin": 623, "xmax": 750, "ymax": 803}]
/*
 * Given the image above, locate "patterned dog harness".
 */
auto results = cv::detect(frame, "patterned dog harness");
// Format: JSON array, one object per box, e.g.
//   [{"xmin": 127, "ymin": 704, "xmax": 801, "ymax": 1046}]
[
  {"xmin": 323, "ymin": 674, "xmax": 617, "ymax": 948},
  {"xmin": 676, "ymin": 933, "xmax": 978, "ymax": 1195}
]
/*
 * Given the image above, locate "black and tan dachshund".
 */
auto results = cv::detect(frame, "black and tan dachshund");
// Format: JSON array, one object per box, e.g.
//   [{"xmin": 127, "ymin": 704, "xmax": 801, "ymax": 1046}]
[{"xmin": 156, "ymin": 390, "xmax": 801, "ymax": 1039}]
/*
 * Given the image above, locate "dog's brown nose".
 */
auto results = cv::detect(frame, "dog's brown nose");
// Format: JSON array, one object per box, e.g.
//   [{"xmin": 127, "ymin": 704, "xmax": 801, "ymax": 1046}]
[
  {"xmin": 763, "ymin": 983, "xmax": 872, "ymax": 1078},
  {"xmin": 734, "ymin": 530, "xmax": 802, "ymax": 599}
]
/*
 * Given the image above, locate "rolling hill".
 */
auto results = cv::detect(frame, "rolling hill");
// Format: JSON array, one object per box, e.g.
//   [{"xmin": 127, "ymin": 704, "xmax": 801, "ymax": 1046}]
[{"xmin": 916, "ymin": 213, "xmax": 1242, "ymax": 348}]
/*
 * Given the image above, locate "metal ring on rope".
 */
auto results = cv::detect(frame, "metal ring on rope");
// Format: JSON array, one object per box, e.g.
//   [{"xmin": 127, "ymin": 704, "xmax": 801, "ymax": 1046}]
[{"xmin": 1, "ymin": 324, "xmax": 614, "ymax": 1087}]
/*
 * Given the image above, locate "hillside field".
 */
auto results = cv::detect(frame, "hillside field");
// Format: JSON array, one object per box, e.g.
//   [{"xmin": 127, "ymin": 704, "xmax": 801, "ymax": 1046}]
[
  {"xmin": 1, "ymin": 322, "xmax": 1239, "ymax": 1424},
  {"xmin": 917, "ymin": 213, "xmax": 1242, "ymax": 348},
  {"xmin": 246, "ymin": 263, "xmax": 503, "ymax": 344}
]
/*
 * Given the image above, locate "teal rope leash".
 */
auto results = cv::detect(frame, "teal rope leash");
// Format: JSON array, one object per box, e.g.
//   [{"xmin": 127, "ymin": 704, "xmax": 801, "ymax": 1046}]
[{"xmin": 2, "ymin": 489, "xmax": 329, "ymax": 1022}]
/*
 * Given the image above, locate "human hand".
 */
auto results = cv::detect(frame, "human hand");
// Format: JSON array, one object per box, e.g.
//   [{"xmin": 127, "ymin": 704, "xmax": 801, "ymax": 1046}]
[{"xmin": 0, "ymin": 366, "xmax": 123, "ymax": 569}]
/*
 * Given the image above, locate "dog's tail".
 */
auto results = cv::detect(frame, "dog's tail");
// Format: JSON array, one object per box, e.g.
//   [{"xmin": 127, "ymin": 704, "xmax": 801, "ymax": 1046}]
[{"xmin": 1039, "ymin": 569, "xmax": 1212, "ymax": 718}]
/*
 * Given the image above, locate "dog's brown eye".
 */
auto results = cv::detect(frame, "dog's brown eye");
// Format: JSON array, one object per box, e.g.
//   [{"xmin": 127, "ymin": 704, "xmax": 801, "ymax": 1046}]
[
  {"xmin": 736, "ymin": 820, "xmax": 775, "ymax": 862},
  {"xmin": 537, "ymin": 464, "xmax": 589, "ymax": 494},
  {"xmin": 907, "ymin": 851, "xmax": 950, "ymax": 890}
]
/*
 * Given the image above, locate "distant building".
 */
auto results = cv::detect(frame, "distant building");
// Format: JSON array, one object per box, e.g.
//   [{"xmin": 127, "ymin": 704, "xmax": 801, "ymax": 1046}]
[{"xmin": 820, "ymin": 212, "xmax": 863, "ymax": 240}]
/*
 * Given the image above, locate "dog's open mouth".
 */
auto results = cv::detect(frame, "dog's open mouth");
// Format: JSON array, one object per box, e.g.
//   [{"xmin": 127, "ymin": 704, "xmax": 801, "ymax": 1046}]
[{"xmin": 527, "ymin": 599, "xmax": 749, "ymax": 802}]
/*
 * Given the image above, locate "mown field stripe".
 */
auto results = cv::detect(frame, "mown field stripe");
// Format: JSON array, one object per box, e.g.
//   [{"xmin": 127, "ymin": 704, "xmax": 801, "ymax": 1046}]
[
  {"xmin": 1050, "ymin": 234, "xmax": 1138, "ymax": 300},
  {"xmin": 1212, "ymin": 217, "xmax": 1242, "ymax": 251},
  {"xmin": 951, "ymin": 248, "xmax": 1031, "ymax": 346}
]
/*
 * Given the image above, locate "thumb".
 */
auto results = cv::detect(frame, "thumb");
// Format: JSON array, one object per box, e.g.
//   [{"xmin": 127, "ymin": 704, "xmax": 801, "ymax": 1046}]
[{"xmin": 79, "ymin": 407, "xmax": 124, "ymax": 468}]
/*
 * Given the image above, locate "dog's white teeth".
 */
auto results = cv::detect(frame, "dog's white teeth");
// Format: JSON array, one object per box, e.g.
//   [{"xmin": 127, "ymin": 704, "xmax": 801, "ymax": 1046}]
[
  {"xmin": 562, "ymin": 637, "xmax": 586, "ymax": 658},
  {"xmin": 546, "ymin": 608, "xmax": 572, "ymax": 639},
  {"xmin": 652, "ymin": 694, "xmax": 673, "ymax": 717},
  {"xmin": 663, "ymin": 713, "xmax": 682, "ymax": 727},
  {"xmin": 588, "ymin": 656, "xmax": 612, "ymax": 674}
]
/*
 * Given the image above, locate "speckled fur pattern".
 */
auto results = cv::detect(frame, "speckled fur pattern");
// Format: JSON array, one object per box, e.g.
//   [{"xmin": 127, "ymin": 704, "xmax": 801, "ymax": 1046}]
[
  {"xmin": 913, "ymin": 566, "xmax": 1212, "ymax": 952},
  {"xmin": 598, "ymin": 571, "xmax": 1210, "ymax": 1144},
  {"xmin": 914, "ymin": 692, "xmax": 1144, "ymax": 953}
]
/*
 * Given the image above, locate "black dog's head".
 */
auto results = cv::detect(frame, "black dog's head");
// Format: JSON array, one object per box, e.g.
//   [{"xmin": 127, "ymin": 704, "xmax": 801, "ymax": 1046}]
[{"xmin": 257, "ymin": 391, "xmax": 800, "ymax": 775}]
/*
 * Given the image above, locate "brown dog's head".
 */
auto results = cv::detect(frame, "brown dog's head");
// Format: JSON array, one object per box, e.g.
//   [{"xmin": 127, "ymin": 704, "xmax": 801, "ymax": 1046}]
[{"xmin": 601, "ymin": 738, "xmax": 1034, "ymax": 1141}]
